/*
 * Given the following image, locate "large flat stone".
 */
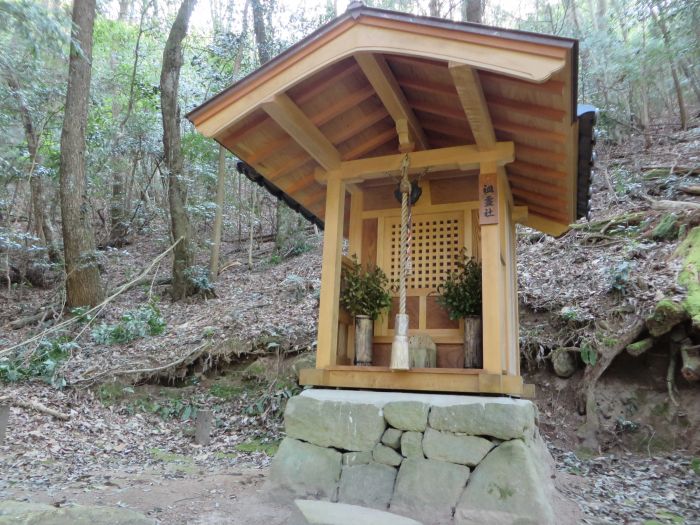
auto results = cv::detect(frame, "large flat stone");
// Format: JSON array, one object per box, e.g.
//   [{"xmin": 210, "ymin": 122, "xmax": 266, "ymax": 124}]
[
  {"xmin": 285, "ymin": 395, "xmax": 385, "ymax": 451},
  {"xmin": 338, "ymin": 463, "xmax": 397, "ymax": 509},
  {"xmin": 390, "ymin": 458, "xmax": 470, "ymax": 524},
  {"xmin": 383, "ymin": 401, "xmax": 429, "ymax": 432},
  {"xmin": 271, "ymin": 437, "xmax": 342, "ymax": 500},
  {"xmin": 455, "ymin": 439, "xmax": 555, "ymax": 525},
  {"xmin": 373, "ymin": 443, "xmax": 403, "ymax": 466},
  {"xmin": 295, "ymin": 500, "xmax": 424, "ymax": 525},
  {"xmin": 0, "ymin": 501, "xmax": 153, "ymax": 525},
  {"xmin": 429, "ymin": 400, "xmax": 536, "ymax": 440},
  {"xmin": 400, "ymin": 431, "xmax": 424, "ymax": 458},
  {"xmin": 381, "ymin": 428, "xmax": 403, "ymax": 449},
  {"xmin": 422, "ymin": 428, "xmax": 494, "ymax": 466},
  {"xmin": 342, "ymin": 451, "xmax": 371, "ymax": 466}
]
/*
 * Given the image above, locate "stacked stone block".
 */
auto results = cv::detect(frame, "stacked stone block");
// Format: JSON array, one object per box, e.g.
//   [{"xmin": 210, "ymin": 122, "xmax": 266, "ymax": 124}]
[{"xmin": 272, "ymin": 390, "xmax": 556, "ymax": 525}]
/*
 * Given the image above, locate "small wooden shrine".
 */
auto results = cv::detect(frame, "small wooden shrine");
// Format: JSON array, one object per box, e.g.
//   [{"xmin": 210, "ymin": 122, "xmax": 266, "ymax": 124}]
[{"xmin": 188, "ymin": 3, "xmax": 596, "ymax": 397}]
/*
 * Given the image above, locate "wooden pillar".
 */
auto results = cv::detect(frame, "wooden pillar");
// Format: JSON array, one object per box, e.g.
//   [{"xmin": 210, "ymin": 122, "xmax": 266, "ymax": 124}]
[
  {"xmin": 346, "ymin": 189, "xmax": 364, "ymax": 363},
  {"xmin": 316, "ymin": 174, "xmax": 346, "ymax": 369},
  {"xmin": 479, "ymin": 163, "xmax": 506, "ymax": 374}
]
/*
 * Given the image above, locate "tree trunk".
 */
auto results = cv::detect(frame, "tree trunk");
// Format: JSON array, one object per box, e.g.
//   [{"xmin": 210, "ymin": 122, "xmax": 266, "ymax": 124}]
[
  {"xmin": 251, "ymin": 0, "xmax": 271, "ymax": 65},
  {"xmin": 651, "ymin": 7, "xmax": 688, "ymax": 131},
  {"xmin": 59, "ymin": 0, "xmax": 104, "ymax": 308},
  {"xmin": 209, "ymin": 146, "xmax": 226, "ymax": 279},
  {"xmin": 5, "ymin": 74, "xmax": 60, "ymax": 263},
  {"xmin": 462, "ymin": 0, "xmax": 482, "ymax": 23},
  {"xmin": 160, "ymin": 0, "xmax": 197, "ymax": 300}
]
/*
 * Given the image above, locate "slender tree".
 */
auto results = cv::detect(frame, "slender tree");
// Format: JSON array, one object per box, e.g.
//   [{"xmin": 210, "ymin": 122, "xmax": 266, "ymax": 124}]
[
  {"xmin": 59, "ymin": 0, "xmax": 104, "ymax": 307},
  {"xmin": 4, "ymin": 72, "xmax": 60, "ymax": 262},
  {"xmin": 161, "ymin": 0, "xmax": 197, "ymax": 299}
]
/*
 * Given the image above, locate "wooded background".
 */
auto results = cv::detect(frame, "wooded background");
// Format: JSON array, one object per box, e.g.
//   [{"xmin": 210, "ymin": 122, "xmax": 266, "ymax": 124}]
[{"xmin": 0, "ymin": 0, "xmax": 698, "ymax": 305}]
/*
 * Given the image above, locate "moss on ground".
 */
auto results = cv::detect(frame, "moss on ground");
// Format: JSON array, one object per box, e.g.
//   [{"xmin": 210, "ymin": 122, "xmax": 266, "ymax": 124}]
[
  {"xmin": 646, "ymin": 299, "xmax": 687, "ymax": 337},
  {"xmin": 675, "ymin": 227, "xmax": 700, "ymax": 328},
  {"xmin": 235, "ymin": 438, "xmax": 280, "ymax": 456},
  {"xmin": 652, "ymin": 213, "xmax": 679, "ymax": 241}
]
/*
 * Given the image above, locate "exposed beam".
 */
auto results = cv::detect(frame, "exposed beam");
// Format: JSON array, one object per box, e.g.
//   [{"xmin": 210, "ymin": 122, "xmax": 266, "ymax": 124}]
[
  {"xmin": 261, "ymin": 93, "xmax": 341, "ymax": 171},
  {"xmin": 355, "ymin": 52, "xmax": 429, "ymax": 150},
  {"xmin": 449, "ymin": 63, "xmax": 496, "ymax": 149},
  {"xmin": 317, "ymin": 142, "xmax": 514, "ymax": 184}
]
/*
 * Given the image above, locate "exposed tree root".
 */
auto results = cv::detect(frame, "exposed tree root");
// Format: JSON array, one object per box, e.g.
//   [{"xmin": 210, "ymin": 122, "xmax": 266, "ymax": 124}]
[{"xmin": 577, "ymin": 316, "xmax": 646, "ymax": 449}]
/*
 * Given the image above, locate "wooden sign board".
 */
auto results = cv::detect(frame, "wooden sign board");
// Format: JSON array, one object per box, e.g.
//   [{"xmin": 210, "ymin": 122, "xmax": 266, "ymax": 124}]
[{"xmin": 479, "ymin": 172, "xmax": 499, "ymax": 225}]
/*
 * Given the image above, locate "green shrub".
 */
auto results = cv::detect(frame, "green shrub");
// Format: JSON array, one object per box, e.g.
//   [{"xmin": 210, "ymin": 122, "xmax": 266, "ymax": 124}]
[
  {"xmin": 339, "ymin": 256, "xmax": 392, "ymax": 321},
  {"xmin": 436, "ymin": 249, "xmax": 482, "ymax": 319},
  {"xmin": 0, "ymin": 337, "xmax": 75, "ymax": 387},
  {"xmin": 92, "ymin": 302, "xmax": 166, "ymax": 345}
]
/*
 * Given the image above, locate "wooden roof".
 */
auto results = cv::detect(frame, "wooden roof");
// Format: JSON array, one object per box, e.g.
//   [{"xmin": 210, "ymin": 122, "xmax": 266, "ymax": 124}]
[{"xmin": 187, "ymin": 4, "xmax": 588, "ymax": 236}]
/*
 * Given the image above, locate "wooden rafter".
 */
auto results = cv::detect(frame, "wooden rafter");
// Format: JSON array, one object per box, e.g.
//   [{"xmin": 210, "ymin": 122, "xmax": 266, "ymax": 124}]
[
  {"xmin": 449, "ymin": 63, "xmax": 495, "ymax": 149},
  {"xmin": 267, "ymin": 152, "xmax": 312, "ymax": 180},
  {"xmin": 409, "ymin": 99, "xmax": 468, "ymax": 122},
  {"xmin": 294, "ymin": 61, "xmax": 361, "ymax": 105},
  {"xmin": 310, "ymin": 86, "xmax": 375, "ymax": 127},
  {"xmin": 355, "ymin": 52, "xmax": 429, "ymax": 151},
  {"xmin": 509, "ymin": 160, "xmax": 567, "ymax": 181},
  {"xmin": 493, "ymin": 119, "xmax": 566, "ymax": 144},
  {"xmin": 508, "ymin": 173, "xmax": 567, "ymax": 197},
  {"xmin": 328, "ymin": 107, "xmax": 390, "ymax": 145},
  {"xmin": 261, "ymin": 93, "xmax": 341, "ymax": 171},
  {"xmin": 486, "ymin": 96, "xmax": 565, "ymax": 122},
  {"xmin": 395, "ymin": 75, "xmax": 458, "ymax": 98},
  {"xmin": 340, "ymin": 127, "xmax": 396, "ymax": 161}
]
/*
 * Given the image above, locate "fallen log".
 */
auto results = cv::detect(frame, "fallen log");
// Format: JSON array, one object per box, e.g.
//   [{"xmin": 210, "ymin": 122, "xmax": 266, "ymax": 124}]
[
  {"xmin": 0, "ymin": 396, "xmax": 70, "ymax": 421},
  {"xmin": 651, "ymin": 200, "xmax": 700, "ymax": 212},
  {"xmin": 680, "ymin": 185, "xmax": 700, "ymax": 196}
]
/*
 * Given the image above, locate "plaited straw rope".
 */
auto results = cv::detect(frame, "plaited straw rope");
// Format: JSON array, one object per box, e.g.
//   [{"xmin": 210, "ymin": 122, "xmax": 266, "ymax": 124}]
[{"xmin": 399, "ymin": 154, "xmax": 411, "ymax": 317}]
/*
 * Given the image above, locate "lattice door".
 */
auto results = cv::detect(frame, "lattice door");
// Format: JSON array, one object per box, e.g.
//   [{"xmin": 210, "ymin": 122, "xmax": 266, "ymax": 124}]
[{"xmin": 386, "ymin": 211, "xmax": 464, "ymax": 291}]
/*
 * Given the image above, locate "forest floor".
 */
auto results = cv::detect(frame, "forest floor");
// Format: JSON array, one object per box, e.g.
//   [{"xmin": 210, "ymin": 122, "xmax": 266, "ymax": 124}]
[{"xmin": 2, "ymin": 123, "xmax": 700, "ymax": 523}]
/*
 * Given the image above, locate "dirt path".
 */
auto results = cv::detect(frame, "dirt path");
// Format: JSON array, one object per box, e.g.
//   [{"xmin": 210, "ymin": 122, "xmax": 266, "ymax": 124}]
[{"xmin": 1, "ymin": 465, "xmax": 297, "ymax": 525}]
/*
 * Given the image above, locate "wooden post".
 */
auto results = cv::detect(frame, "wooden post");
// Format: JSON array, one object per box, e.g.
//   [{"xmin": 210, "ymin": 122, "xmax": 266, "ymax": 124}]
[
  {"xmin": 195, "ymin": 408, "xmax": 213, "ymax": 445},
  {"xmin": 0, "ymin": 404, "xmax": 9, "ymax": 445},
  {"xmin": 347, "ymin": 190, "xmax": 364, "ymax": 363},
  {"xmin": 316, "ymin": 174, "xmax": 346, "ymax": 369},
  {"xmin": 479, "ymin": 163, "xmax": 505, "ymax": 374}
]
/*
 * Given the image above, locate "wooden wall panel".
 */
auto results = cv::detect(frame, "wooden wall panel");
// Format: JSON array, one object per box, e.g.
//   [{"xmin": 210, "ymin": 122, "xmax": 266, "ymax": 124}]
[
  {"xmin": 363, "ymin": 184, "xmax": 399, "ymax": 211},
  {"xmin": 426, "ymin": 295, "xmax": 459, "ymax": 329},
  {"xmin": 372, "ymin": 343, "xmax": 392, "ymax": 366},
  {"xmin": 388, "ymin": 297, "xmax": 420, "ymax": 329},
  {"xmin": 436, "ymin": 344, "xmax": 464, "ymax": 368},
  {"xmin": 361, "ymin": 218, "xmax": 378, "ymax": 267},
  {"xmin": 430, "ymin": 176, "xmax": 478, "ymax": 204}
]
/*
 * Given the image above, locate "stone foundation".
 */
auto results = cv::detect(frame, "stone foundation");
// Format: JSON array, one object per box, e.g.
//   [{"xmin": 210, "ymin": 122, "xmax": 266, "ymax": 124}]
[{"xmin": 271, "ymin": 390, "xmax": 559, "ymax": 525}]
